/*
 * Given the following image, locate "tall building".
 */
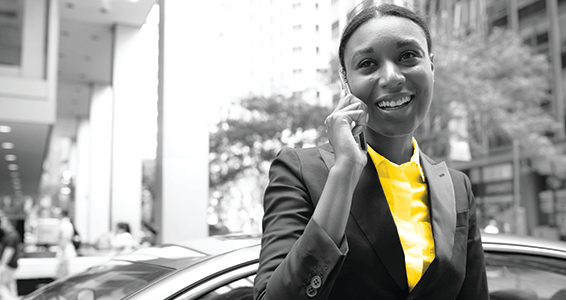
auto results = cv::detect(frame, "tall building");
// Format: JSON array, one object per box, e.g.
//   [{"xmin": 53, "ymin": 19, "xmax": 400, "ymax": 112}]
[{"xmin": 216, "ymin": 0, "xmax": 335, "ymax": 107}]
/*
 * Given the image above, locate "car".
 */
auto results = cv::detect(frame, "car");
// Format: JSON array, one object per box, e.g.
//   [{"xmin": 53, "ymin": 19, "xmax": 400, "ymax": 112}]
[
  {"xmin": 21, "ymin": 233, "xmax": 566, "ymax": 300},
  {"xmin": 15, "ymin": 253, "xmax": 111, "ymax": 295}
]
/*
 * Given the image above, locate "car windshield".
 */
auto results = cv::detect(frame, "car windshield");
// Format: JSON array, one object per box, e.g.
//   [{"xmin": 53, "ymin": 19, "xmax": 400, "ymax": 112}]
[{"xmin": 23, "ymin": 260, "xmax": 174, "ymax": 300}]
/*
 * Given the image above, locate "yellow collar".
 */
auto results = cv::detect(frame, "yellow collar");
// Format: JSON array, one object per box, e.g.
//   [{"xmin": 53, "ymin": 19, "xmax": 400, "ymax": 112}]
[{"xmin": 366, "ymin": 137, "xmax": 426, "ymax": 182}]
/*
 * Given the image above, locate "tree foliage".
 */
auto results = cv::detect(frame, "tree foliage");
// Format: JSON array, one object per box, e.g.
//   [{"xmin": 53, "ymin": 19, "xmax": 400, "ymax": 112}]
[
  {"xmin": 209, "ymin": 95, "xmax": 332, "ymax": 194},
  {"xmin": 208, "ymin": 95, "xmax": 332, "ymax": 232},
  {"xmin": 415, "ymin": 28, "xmax": 566, "ymax": 177}
]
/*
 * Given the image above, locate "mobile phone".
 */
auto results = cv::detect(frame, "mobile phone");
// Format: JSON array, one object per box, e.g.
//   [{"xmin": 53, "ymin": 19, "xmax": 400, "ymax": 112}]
[{"xmin": 339, "ymin": 70, "xmax": 366, "ymax": 151}]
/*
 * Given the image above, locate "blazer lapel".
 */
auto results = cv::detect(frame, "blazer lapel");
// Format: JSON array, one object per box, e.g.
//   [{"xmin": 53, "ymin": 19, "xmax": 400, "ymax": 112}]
[
  {"xmin": 318, "ymin": 145, "xmax": 408, "ymax": 292},
  {"xmin": 411, "ymin": 152, "xmax": 456, "ymax": 295}
]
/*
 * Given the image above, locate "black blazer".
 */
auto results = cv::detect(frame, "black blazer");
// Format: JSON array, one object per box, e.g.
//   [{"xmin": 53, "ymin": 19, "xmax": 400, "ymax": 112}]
[{"xmin": 254, "ymin": 144, "xmax": 489, "ymax": 300}]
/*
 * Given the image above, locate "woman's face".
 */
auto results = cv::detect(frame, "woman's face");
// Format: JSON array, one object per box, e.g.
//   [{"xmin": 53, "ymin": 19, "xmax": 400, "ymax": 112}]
[{"xmin": 343, "ymin": 16, "xmax": 434, "ymax": 138}]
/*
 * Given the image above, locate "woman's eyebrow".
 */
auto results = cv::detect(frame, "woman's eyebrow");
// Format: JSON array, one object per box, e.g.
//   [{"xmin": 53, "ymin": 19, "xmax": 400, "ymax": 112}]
[
  {"xmin": 352, "ymin": 46, "xmax": 375, "ymax": 58},
  {"xmin": 396, "ymin": 39, "xmax": 422, "ymax": 49}
]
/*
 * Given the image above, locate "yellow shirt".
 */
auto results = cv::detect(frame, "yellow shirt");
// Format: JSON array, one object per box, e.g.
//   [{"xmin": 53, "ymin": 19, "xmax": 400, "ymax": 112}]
[{"xmin": 367, "ymin": 139, "xmax": 435, "ymax": 292}]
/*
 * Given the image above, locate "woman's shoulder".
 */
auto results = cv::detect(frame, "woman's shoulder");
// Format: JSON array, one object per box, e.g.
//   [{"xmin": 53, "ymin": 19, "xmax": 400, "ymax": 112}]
[
  {"xmin": 419, "ymin": 152, "xmax": 471, "ymax": 184},
  {"xmin": 274, "ymin": 143, "xmax": 331, "ymax": 164},
  {"xmin": 278, "ymin": 143, "xmax": 331, "ymax": 156}
]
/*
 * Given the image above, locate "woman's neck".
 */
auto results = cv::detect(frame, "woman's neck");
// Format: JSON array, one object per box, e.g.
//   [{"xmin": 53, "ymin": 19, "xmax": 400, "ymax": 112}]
[{"xmin": 365, "ymin": 132, "xmax": 415, "ymax": 165}]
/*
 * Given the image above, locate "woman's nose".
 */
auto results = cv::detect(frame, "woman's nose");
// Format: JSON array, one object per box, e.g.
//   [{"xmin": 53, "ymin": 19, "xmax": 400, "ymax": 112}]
[{"xmin": 379, "ymin": 61, "xmax": 405, "ymax": 90}]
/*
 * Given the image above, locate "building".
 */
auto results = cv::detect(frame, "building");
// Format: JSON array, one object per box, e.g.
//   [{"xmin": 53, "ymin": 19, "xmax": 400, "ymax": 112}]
[
  {"xmin": 214, "ymin": 0, "xmax": 335, "ymax": 108},
  {"xmin": 0, "ymin": 0, "xmax": 215, "ymax": 247}
]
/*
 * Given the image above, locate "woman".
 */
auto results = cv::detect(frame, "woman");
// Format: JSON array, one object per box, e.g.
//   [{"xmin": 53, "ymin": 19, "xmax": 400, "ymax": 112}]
[
  {"xmin": 55, "ymin": 210, "xmax": 77, "ymax": 279},
  {"xmin": 111, "ymin": 222, "xmax": 137, "ymax": 255},
  {"xmin": 253, "ymin": 2, "xmax": 488, "ymax": 299}
]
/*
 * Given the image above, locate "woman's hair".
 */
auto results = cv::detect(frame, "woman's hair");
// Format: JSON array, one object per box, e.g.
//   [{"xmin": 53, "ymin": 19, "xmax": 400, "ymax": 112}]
[
  {"xmin": 117, "ymin": 222, "xmax": 131, "ymax": 233},
  {"xmin": 338, "ymin": 1, "xmax": 432, "ymax": 71}
]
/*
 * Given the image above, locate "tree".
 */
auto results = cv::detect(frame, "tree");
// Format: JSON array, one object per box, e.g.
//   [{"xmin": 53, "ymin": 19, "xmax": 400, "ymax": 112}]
[
  {"xmin": 417, "ymin": 28, "xmax": 566, "ymax": 178},
  {"xmin": 208, "ymin": 95, "xmax": 332, "ymax": 232}
]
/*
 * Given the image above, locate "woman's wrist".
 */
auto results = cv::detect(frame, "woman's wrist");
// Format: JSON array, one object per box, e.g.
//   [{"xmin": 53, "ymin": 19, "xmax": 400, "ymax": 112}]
[
  {"xmin": 330, "ymin": 160, "xmax": 364, "ymax": 185},
  {"xmin": 334, "ymin": 156, "xmax": 365, "ymax": 174}
]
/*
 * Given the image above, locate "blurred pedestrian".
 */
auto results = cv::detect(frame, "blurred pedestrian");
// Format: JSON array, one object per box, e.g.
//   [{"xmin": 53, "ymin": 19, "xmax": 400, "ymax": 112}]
[
  {"xmin": 254, "ymin": 2, "xmax": 488, "ymax": 299},
  {"xmin": 0, "ymin": 216, "xmax": 22, "ymax": 300},
  {"xmin": 484, "ymin": 219, "xmax": 500, "ymax": 234},
  {"xmin": 111, "ymin": 222, "xmax": 137, "ymax": 255},
  {"xmin": 55, "ymin": 210, "xmax": 77, "ymax": 278}
]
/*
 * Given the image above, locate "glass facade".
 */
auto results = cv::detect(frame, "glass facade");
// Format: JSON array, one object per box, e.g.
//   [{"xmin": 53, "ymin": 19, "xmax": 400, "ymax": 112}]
[{"xmin": 0, "ymin": 0, "xmax": 23, "ymax": 66}]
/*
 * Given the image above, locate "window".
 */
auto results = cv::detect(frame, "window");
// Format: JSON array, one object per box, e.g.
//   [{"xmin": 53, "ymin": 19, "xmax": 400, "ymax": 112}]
[
  {"xmin": 293, "ymin": 24, "xmax": 302, "ymax": 32},
  {"xmin": 293, "ymin": 46, "xmax": 302, "ymax": 53},
  {"xmin": 293, "ymin": 3, "xmax": 301, "ymax": 9},
  {"xmin": 316, "ymin": 46, "xmax": 320, "ymax": 54},
  {"xmin": 535, "ymin": 32, "xmax": 548, "ymax": 45},
  {"xmin": 331, "ymin": 20, "xmax": 339, "ymax": 38},
  {"xmin": 316, "ymin": 24, "xmax": 319, "ymax": 32},
  {"xmin": 174, "ymin": 263, "xmax": 258, "ymax": 300},
  {"xmin": 293, "ymin": 69, "xmax": 302, "ymax": 74},
  {"xmin": 492, "ymin": 16, "xmax": 507, "ymax": 28},
  {"xmin": 485, "ymin": 252, "xmax": 566, "ymax": 300},
  {"xmin": 24, "ymin": 261, "xmax": 174, "ymax": 300},
  {"xmin": 195, "ymin": 276, "xmax": 255, "ymax": 299},
  {"xmin": 518, "ymin": 0, "xmax": 546, "ymax": 21},
  {"xmin": 0, "ymin": 0, "xmax": 23, "ymax": 66}
]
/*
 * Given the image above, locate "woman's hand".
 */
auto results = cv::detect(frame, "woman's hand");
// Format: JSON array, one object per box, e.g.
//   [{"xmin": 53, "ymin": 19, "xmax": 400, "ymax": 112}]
[{"xmin": 325, "ymin": 93, "xmax": 368, "ymax": 167}]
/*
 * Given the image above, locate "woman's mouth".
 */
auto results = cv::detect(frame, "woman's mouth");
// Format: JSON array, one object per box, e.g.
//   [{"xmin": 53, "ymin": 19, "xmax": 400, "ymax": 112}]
[{"xmin": 376, "ymin": 96, "xmax": 413, "ymax": 110}]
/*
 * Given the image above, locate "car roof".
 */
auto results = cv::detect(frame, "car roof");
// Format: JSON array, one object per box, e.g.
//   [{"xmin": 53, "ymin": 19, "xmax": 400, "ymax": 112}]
[
  {"xmin": 111, "ymin": 233, "xmax": 261, "ymax": 270},
  {"xmin": 175, "ymin": 233, "xmax": 261, "ymax": 255},
  {"xmin": 481, "ymin": 233, "xmax": 566, "ymax": 259}
]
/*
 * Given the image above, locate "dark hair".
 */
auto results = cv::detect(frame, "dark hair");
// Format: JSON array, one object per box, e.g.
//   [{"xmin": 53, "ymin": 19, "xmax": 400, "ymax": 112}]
[
  {"xmin": 338, "ymin": 1, "xmax": 432, "ymax": 71},
  {"xmin": 117, "ymin": 222, "xmax": 131, "ymax": 233}
]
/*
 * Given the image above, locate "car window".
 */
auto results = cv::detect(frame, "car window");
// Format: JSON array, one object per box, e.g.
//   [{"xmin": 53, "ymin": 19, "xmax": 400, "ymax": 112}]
[
  {"xmin": 485, "ymin": 252, "xmax": 566, "ymax": 300},
  {"xmin": 173, "ymin": 263, "xmax": 257, "ymax": 300},
  {"xmin": 195, "ymin": 275, "xmax": 255, "ymax": 300},
  {"xmin": 23, "ymin": 261, "xmax": 174, "ymax": 300}
]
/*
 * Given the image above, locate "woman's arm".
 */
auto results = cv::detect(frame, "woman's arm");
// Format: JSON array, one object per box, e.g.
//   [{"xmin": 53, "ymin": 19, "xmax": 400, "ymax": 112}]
[
  {"xmin": 254, "ymin": 146, "xmax": 364, "ymax": 300},
  {"xmin": 254, "ymin": 93, "xmax": 367, "ymax": 300}
]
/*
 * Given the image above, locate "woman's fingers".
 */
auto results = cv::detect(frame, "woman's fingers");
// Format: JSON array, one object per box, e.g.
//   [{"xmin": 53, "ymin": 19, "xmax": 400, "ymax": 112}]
[
  {"xmin": 333, "ymin": 94, "xmax": 362, "ymax": 111},
  {"xmin": 326, "ymin": 93, "xmax": 368, "ymax": 153}
]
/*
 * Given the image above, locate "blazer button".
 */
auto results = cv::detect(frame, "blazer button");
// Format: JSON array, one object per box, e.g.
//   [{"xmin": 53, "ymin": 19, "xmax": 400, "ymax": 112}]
[
  {"xmin": 310, "ymin": 275, "xmax": 322, "ymax": 289},
  {"xmin": 306, "ymin": 284, "xmax": 318, "ymax": 297}
]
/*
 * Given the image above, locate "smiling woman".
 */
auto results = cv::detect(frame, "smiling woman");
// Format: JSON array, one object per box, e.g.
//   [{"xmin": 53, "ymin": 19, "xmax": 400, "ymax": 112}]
[{"xmin": 253, "ymin": 2, "xmax": 488, "ymax": 299}]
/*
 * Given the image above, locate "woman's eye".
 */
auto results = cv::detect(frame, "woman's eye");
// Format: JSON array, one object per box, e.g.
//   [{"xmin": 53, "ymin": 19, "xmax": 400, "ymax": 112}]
[
  {"xmin": 359, "ymin": 60, "xmax": 376, "ymax": 68},
  {"xmin": 400, "ymin": 52, "xmax": 417, "ymax": 60}
]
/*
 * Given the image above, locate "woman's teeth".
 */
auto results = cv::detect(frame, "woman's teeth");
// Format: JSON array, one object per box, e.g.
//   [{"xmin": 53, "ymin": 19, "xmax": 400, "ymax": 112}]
[{"xmin": 377, "ymin": 96, "xmax": 412, "ymax": 109}]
